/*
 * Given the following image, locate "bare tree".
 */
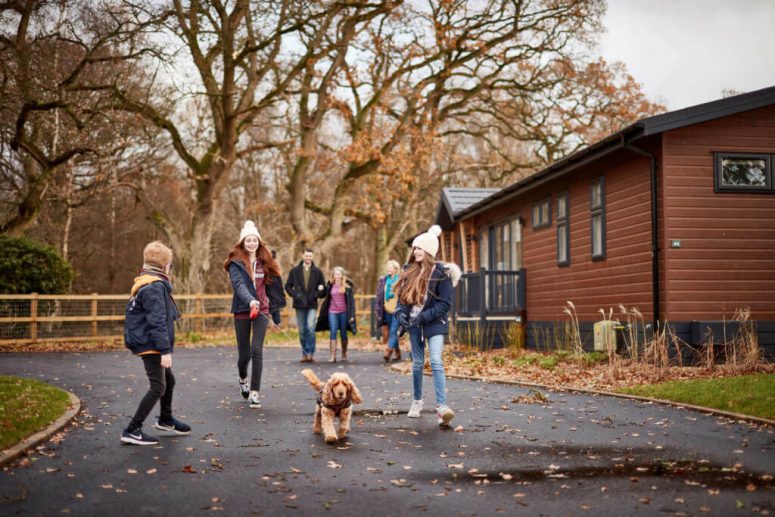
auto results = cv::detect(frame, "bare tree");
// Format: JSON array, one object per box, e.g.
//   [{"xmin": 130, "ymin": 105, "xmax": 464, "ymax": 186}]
[{"xmin": 0, "ymin": 0, "xmax": 161, "ymax": 236}]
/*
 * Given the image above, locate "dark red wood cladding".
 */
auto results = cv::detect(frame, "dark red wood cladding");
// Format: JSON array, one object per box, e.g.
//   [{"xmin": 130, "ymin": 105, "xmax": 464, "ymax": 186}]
[{"xmin": 661, "ymin": 104, "xmax": 775, "ymax": 321}]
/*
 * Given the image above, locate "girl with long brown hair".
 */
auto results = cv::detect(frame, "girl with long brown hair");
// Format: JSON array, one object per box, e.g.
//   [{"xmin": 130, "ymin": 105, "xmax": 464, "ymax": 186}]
[
  {"xmin": 224, "ymin": 221, "xmax": 281, "ymax": 409},
  {"xmin": 394, "ymin": 225, "xmax": 461, "ymax": 427}
]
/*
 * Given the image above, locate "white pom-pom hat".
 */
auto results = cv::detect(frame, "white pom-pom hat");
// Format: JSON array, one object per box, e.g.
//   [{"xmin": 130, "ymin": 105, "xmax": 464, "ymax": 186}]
[
  {"xmin": 411, "ymin": 225, "xmax": 442, "ymax": 257},
  {"xmin": 239, "ymin": 220, "xmax": 261, "ymax": 243}
]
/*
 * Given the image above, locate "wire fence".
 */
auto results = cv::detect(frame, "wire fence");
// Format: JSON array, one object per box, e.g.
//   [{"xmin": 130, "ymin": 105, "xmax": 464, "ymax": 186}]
[{"xmin": 0, "ymin": 293, "xmax": 377, "ymax": 345}]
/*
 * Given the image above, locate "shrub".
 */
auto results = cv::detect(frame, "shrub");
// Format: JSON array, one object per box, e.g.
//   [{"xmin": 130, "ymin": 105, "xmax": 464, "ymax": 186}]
[{"xmin": 0, "ymin": 236, "xmax": 74, "ymax": 294}]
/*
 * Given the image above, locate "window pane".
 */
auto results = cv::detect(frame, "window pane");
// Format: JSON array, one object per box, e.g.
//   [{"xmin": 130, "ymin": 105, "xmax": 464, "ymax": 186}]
[
  {"xmin": 721, "ymin": 158, "xmax": 767, "ymax": 186},
  {"xmin": 558, "ymin": 224, "xmax": 568, "ymax": 262},
  {"xmin": 511, "ymin": 219, "xmax": 522, "ymax": 269},
  {"xmin": 479, "ymin": 229, "xmax": 488, "ymax": 270},
  {"xmin": 495, "ymin": 227, "xmax": 504, "ymax": 270},
  {"xmin": 591, "ymin": 182, "xmax": 601, "ymax": 207},
  {"xmin": 592, "ymin": 214, "xmax": 603, "ymax": 256},
  {"xmin": 532, "ymin": 205, "xmax": 540, "ymax": 226},
  {"xmin": 557, "ymin": 195, "xmax": 567, "ymax": 219},
  {"xmin": 502, "ymin": 223, "xmax": 510, "ymax": 270},
  {"xmin": 541, "ymin": 201, "xmax": 549, "ymax": 222}
]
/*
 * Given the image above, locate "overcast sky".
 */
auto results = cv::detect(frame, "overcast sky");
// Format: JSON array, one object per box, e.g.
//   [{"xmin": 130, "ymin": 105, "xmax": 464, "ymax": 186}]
[{"xmin": 599, "ymin": 0, "xmax": 775, "ymax": 111}]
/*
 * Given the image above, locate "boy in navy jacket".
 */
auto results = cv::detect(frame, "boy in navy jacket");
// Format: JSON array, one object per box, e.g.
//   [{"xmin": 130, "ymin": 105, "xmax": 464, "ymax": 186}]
[{"xmin": 121, "ymin": 241, "xmax": 190, "ymax": 445}]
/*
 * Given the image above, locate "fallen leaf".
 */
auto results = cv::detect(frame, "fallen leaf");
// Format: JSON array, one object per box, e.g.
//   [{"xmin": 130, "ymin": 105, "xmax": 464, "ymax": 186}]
[
  {"xmin": 448, "ymin": 463, "xmax": 464, "ymax": 469},
  {"xmin": 746, "ymin": 483, "xmax": 757, "ymax": 492},
  {"xmin": 327, "ymin": 461, "xmax": 342, "ymax": 469},
  {"xmin": 182, "ymin": 465, "xmax": 197, "ymax": 474},
  {"xmin": 146, "ymin": 468, "xmax": 157, "ymax": 475},
  {"xmin": 100, "ymin": 484, "xmax": 113, "ymax": 490},
  {"xmin": 127, "ymin": 469, "xmax": 137, "ymax": 475}
]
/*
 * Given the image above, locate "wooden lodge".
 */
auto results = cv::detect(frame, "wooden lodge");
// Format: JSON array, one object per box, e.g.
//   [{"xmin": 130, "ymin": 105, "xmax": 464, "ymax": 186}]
[{"xmin": 433, "ymin": 87, "xmax": 775, "ymax": 356}]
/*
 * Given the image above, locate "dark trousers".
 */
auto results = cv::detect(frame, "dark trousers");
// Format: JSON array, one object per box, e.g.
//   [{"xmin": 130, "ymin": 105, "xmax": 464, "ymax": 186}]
[
  {"xmin": 128, "ymin": 354, "xmax": 174, "ymax": 431},
  {"xmin": 235, "ymin": 315, "xmax": 268, "ymax": 391}
]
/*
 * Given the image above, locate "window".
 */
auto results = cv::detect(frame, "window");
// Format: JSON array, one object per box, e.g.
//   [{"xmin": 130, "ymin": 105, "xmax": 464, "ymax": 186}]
[
  {"xmin": 478, "ymin": 227, "xmax": 489, "ymax": 271},
  {"xmin": 714, "ymin": 152, "xmax": 774, "ymax": 193},
  {"xmin": 532, "ymin": 197, "xmax": 551, "ymax": 230},
  {"xmin": 511, "ymin": 218, "xmax": 523, "ymax": 269},
  {"xmin": 557, "ymin": 191, "xmax": 570, "ymax": 267},
  {"xmin": 590, "ymin": 178, "xmax": 605, "ymax": 260}
]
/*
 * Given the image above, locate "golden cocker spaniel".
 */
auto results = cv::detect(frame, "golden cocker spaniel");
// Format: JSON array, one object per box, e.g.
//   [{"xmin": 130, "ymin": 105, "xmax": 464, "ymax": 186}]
[{"xmin": 301, "ymin": 369, "xmax": 363, "ymax": 443}]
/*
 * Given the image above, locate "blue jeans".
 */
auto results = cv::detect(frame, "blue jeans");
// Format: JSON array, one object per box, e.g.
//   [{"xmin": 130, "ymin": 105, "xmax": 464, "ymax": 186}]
[
  {"xmin": 296, "ymin": 308, "xmax": 317, "ymax": 356},
  {"xmin": 328, "ymin": 311, "xmax": 348, "ymax": 341},
  {"xmin": 409, "ymin": 329, "xmax": 447, "ymax": 406},
  {"xmin": 384, "ymin": 312, "xmax": 400, "ymax": 350}
]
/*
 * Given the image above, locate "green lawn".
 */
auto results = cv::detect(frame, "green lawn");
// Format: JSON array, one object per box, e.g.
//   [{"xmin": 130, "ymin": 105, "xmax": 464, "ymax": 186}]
[
  {"xmin": 0, "ymin": 376, "xmax": 71, "ymax": 451},
  {"xmin": 618, "ymin": 374, "xmax": 775, "ymax": 419}
]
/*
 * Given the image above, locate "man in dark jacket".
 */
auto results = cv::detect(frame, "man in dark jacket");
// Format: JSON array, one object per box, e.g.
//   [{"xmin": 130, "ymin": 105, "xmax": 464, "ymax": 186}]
[
  {"xmin": 284, "ymin": 248, "xmax": 326, "ymax": 362},
  {"xmin": 122, "ymin": 241, "xmax": 190, "ymax": 446}
]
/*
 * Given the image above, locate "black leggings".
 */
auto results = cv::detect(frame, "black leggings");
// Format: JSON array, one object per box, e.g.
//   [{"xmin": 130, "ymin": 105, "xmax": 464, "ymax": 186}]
[
  {"xmin": 235, "ymin": 315, "xmax": 268, "ymax": 391},
  {"xmin": 129, "ymin": 354, "xmax": 174, "ymax": 431}
]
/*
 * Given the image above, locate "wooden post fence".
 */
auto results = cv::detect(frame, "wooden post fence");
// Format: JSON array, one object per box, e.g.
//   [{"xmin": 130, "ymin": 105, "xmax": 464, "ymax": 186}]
[{"xmin": 0, "ymin": 293, "xmax": 377, "ymax": 345}]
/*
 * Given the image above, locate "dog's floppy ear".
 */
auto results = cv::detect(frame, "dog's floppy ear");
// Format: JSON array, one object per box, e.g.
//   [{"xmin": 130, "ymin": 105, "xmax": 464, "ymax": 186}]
[
  {"xmin": 347, "ymin": 377, "xmax": 363, "ymax": 405},
  {"xmin": 321, "ymin": 380, "xmax": 335, "ymax": 406}
]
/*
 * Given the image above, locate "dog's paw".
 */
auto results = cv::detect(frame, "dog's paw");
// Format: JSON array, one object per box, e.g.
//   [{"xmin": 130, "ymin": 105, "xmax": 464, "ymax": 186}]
[
  {"xmin": 324, "ymin": 434, "xmax": 338, "ymax": 444},
  {"xmin": 337, "ymin": 429, "xmax": 348, "ymax": 440},
  {"xmin": 313, "ymin": 427, "xmax": 322, "ymax": 434}
]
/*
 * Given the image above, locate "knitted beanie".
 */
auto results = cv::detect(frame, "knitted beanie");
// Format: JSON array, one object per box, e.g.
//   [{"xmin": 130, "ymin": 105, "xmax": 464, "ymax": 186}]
[
  {"xmin": 239, "ymin": 220, "xmax": 261, "ymax": 242},
  {"xmin": 411, "ymin": 225, "xmax": 442, "ymax": 257}
]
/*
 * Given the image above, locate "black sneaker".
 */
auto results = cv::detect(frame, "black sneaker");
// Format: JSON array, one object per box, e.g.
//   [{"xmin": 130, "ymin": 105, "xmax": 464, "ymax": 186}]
[
  {"xmin": 154, "ymin": 417, "xmax": 191, "ymax": 435},
  {"xmin": 120, "ymin": 428, "xmax": 159, "ymax": 446},
  {"xmin": 239, "ymin": 378, "xmax": 249, "ymax": 399}
]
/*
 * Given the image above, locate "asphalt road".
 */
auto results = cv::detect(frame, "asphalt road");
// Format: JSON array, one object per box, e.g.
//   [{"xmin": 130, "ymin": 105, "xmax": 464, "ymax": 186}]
[{"xmin": 0, "ymin": 346, "xmax": 773, "ymax": 516}]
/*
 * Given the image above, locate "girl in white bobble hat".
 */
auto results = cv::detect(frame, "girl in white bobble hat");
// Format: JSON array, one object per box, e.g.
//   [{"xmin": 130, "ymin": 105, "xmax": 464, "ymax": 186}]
[
  {"xmin": 223, "ymin": 220, "xmax": 282, "ymax": 409},
  {"xmin": 393, "ymin": 225, "xmax": 461, "ymax": 427}
]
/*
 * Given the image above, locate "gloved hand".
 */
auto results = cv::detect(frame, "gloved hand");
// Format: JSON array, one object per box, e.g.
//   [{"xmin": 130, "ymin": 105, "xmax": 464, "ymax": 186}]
[{"xmin": 410, "ymin": 312, "xmax": 427, "ymax": 327}]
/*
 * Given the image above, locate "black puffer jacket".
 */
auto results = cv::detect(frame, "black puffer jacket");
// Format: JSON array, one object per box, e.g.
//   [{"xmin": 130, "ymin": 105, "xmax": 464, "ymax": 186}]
[{"xmin": 124, "ymin": 273, "xmax": 180, "ymax": 355}]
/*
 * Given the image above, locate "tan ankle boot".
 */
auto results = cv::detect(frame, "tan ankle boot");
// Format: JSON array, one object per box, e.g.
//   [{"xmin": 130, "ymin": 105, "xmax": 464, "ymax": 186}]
[
  {"xmin": 394, "ymin": 348, "xmax": 401, "ymax": 361},
  {"xmin": 383, "ymin": 347, "xmax": 393, "ymax": 362},
  {"xmin": 328, "ymin": 340, "xmax": 337, "ymax": 363},
  {"xmin": 341, "ymin": 339, "xmax": 348, "ymax": 362}
]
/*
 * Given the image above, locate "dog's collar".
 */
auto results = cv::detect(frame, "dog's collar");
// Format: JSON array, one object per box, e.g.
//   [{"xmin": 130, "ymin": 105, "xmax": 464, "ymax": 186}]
[{"xmin": 317, "ymin": 390, "xmax": 352, "ymax": 412}]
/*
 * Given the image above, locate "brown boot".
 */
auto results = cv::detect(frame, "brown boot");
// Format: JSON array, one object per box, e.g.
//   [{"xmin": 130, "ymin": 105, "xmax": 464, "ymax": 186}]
[
  {"xmin": 383, "ymin": 347, "xmax": 393, "ymax": 362},
  {"xmin": 341, "ymin": 339, "xmax": 348, "ymax": 362},
  {"xmin": 328, "ymin": 340, "xmax": 337, "ymax": 363},
  {"xmin": 394, "ymin": 348, "xmax": 401, "ymax": 361}
]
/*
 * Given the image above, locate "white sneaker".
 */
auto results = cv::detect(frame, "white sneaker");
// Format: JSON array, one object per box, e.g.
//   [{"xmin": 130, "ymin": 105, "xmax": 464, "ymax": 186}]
[
  {"xmin": 249, "ymin": 391, "xmax": 261, "ymax": 408},
  {"xmin": 437, "ymin": 405, "xmax": 455, "ymax": 426},
  {"xmin": 407, "ymin": 400, "xmax": 423, "ymax": 418}
]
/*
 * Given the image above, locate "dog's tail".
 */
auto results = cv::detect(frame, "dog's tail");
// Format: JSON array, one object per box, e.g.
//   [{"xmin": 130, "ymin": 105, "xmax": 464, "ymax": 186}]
[{"xmin": 301, "ymin": 369, "xmax": 324, "ymax": 391}]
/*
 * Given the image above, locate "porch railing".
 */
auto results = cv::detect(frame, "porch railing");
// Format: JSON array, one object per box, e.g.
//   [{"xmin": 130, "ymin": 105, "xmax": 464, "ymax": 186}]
[{"xmin": 454, "ymin": 267, "xmax": 526, "ymax": 319}]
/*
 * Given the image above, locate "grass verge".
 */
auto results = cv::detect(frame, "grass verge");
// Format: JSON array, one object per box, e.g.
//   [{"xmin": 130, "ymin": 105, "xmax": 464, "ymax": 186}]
[
  {"xmin": 618, "ymin": 374, "xmax": 775, "ymax": 419},
  {"xmin": 0, "ymin": 376, "xmax": 71, "ymax": 450}
]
